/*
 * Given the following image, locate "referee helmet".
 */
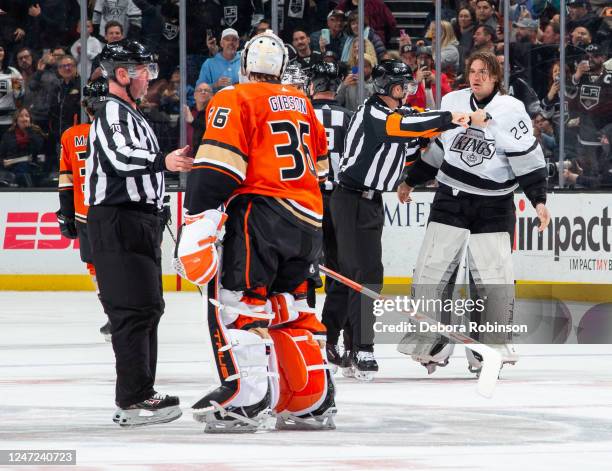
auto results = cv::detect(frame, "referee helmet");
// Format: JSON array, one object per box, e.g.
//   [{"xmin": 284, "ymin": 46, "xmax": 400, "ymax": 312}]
[
  {"xmin": 310, "ymin": 61, "xmax": 343, "ymax": 94},
  {"xmin": 99, "ymin": 39, "xmax": 159, "ymax": 81},
  {"xmin": 372, "ymin": 59, "xmax": 417, "ymax": 97}
]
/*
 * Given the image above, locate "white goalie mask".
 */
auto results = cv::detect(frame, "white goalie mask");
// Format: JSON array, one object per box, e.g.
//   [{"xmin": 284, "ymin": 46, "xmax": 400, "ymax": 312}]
[{"xmin": 241, "ymin": 30, "xmax": 288, "ymax": 79}]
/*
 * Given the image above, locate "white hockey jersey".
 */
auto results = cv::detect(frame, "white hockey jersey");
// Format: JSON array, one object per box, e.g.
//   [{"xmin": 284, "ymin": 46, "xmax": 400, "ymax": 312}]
[{"xmin": 424, "ymin": 88, "xmax": 546, "ymax": 197}]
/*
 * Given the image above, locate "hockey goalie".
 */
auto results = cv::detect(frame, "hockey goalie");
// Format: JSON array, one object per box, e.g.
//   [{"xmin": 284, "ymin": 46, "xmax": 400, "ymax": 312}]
[{"xmin": 174, "ymin": 30, "xmax": 336, "ymax": 432}]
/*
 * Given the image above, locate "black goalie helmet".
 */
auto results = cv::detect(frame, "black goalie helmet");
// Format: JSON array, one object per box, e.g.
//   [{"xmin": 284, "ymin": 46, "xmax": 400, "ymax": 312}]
[
  {"xmin": 310, "ymin": 61, "xmax": 343, "ymax": 93},
  {"xmin": 99, "ymin": 39, "xmax": 159, "ymax": 81},
  {"xmin": 82, "ymin": 77, "xmax": 109, "ymax": 112},
  {"xmin": 372, "ymin": 59, "xmax": 417, "ymax": 96}
]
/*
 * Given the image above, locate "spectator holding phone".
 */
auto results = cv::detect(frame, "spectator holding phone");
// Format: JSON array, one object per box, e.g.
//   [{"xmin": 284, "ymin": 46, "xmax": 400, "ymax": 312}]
[
  {"xmin": 405, "ymin": 46, "xmax": 451, "ymax": 109},
  {"xmin": 336, "ymin": 53, "xmax": 376, "ymax": 111},
  {"xmin": 341, "ymin": 10, "xmax": 386, "ymax": 63},
  {"xmin": 196, "ymin": 28, "xmax": 241, "ymax": 91},
  {"xmin": 310, "ymin": 10, "xmax": 348, "ymax": 60}
]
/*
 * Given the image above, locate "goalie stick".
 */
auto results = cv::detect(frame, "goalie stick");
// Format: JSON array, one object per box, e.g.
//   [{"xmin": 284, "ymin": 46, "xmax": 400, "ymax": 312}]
[{"xmin": 318, "ymin": 264, "xmax": 502, "ymax": 398}]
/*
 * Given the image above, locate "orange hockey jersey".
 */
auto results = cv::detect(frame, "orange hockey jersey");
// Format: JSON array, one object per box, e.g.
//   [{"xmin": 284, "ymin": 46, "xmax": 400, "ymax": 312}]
[
  {"xmin": 58, "ymin": 123, "xmax": 91, "ymax": 223},
  {"xmin": 191, "ymin": 81, "xmax": 329, "ymax": 229}
]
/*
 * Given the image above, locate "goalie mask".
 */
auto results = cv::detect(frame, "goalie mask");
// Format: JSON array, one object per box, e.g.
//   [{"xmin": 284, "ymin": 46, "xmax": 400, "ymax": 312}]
[{"xmin": 241, "ymin": 30, "xmax": 289, "ymax": 79}]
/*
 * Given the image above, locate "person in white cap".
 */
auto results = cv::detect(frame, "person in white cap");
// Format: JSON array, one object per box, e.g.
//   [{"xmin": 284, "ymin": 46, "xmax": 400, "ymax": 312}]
[{"xmin": 196, "ymin": 28, "xmax": 241, "ymax": 91}]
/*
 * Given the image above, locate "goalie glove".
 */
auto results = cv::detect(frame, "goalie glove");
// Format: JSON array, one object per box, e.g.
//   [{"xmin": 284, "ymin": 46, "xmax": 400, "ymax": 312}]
[
  {"xmin": 173, "ymin": 209, "xmax": 227, "ymax": 286},
  {"xmin": 55, "ymin": 210, "xmax": 78, "ymax": 239}
]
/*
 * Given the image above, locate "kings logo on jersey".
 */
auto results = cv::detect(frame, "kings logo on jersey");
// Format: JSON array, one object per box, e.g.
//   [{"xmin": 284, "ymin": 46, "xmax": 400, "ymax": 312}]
[
  {"xmin": 223, "ymin": 6, "xmax": 238, "ymax": 26},
  {"xmin": 579, "ymin": 85, "xmax": 600, "ymax": 110},
  {"xmin": 449, "ymin": 128, "xmax": 496, "ymax": 167}
]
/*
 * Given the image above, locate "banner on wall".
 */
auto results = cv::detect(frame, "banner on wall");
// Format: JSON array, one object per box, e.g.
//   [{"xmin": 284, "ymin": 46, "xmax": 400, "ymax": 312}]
[{"xmin": 0, "ymin": 192, "xmax": 610, "ymax": 287}]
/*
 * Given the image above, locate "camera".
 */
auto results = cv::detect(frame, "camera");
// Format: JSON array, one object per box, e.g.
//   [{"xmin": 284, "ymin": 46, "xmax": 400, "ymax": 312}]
[{"xmin": 546, "ymin": 159, "xmax": 572, "ymax": 179}]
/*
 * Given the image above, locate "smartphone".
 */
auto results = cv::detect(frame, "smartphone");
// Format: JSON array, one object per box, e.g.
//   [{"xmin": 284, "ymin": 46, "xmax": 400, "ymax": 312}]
[
  {"xmin": 351, "ymin": 66, "xmax": 358, "ymax": 75},
  {"xmin": 400, "ymin": 29, "xmax": 406, "ymax": 37},
  {"xmin": 206, "ymin": 29, "xmax": 213, "ymax": 38},
  {"xmin": 321, "ymin": 28, "xmax": 330, "ymax": 45},
  {"xmin": 419, "ymin": 60, "xmax": 428, "ymax": 70}
]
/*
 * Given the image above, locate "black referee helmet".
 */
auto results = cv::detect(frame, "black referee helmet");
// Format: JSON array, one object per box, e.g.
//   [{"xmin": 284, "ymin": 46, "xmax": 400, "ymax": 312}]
[
  {"xmin": 82, "ymin": 78, "xmax": 108, "ymax": 113},
  {"xmin": 99, "ymin": 39, "xmax": 159, "ymax": 81},
  {"xmin": 310, "ymin": 61, "xmax": 343, "ymax": 94},
  {"xmin": 372, "ymin": 59, "xmax": 415, "ymax": 96}
]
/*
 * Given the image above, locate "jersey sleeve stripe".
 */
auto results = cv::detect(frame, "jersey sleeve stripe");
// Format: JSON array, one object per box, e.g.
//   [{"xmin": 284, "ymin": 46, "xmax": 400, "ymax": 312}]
[
  {"xmin": 194, "ymin": 143, "xmax": 247, "ymax": 179},
  {"xmin": 385, "ymin": 113, "xmax": 443, "ymax": 138},
  {"xmin": 200, "ymin": 139, "xmax": 248, "ymax": 162},
  {"xmin": 505, "ymin": 140, "xmax": 538, "ymax": 157},
  {"xmin": 192, "ymin": 163, "xmax": 243, "ymax": 185}
]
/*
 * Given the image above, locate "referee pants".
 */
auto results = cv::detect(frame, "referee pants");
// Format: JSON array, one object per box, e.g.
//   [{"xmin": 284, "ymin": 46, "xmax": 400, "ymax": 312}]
[
  {"xmin": 328, "ymin": 186, "xmax": 384, "ymax": 353},
  {"xmin": 88, "ymin": 204, "xmax": 165, "ymax": 408}
]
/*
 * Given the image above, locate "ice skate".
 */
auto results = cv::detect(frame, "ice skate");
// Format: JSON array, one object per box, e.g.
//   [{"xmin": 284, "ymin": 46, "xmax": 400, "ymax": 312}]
[
  {"xmin": 193, "ymin": 387, "xmax": 274, "ymax": 433},
  {"xmin": 325, "ymin": 343, "xmax": 343, "ymax": 374},
  {"xmin": 340, "ymin": 350, "xmax": 354, "ymax": 378},
  {"xmin": 352, "ymin": 350, "xmax": 378, "ymax": 382},
  {"xmin": 99, "ymin": 320, "xmax": 112, "ymax": 342},
  {"xmin": 112, "ymin": 392, "xmax": 181, "ymax": 427},
  {"xmin": 466, "ymin": 344, "xmax": 519, "ymax": 375},
  {"xmin": 275, "ymin": 375, "xmax": 337, "ymax": 430},
  {"xmin": 411, "ymin": 341, "xmax": 454, "ymax": 375}
]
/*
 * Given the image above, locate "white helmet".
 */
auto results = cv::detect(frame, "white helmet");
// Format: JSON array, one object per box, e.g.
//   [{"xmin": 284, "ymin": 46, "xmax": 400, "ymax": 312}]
[{"xmin": 241, "ymin": 30, "xmax": 288, "ymax": 79}]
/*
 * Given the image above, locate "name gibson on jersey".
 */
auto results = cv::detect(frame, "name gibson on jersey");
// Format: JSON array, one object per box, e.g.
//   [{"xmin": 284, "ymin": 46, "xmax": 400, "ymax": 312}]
[{"xmin": 269, "ymin": 95, "xmax": 308, "ymax": 115}]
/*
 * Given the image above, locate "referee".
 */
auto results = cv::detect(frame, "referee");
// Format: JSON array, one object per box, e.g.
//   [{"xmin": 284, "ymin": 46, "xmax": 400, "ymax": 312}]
[
  {"xmin": 84, "ymin": 39, "xmax": 193, "ymax": 427},
  {"xmin": 331, "ymin": 59, "xmax": 469, "ymax": 381},
  {"xmin": 309, "ymin": 61, "xmax": 354, "ymax": 370}
]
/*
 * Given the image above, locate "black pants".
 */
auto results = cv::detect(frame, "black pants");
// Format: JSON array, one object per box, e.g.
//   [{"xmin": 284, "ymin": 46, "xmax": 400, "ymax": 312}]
[
  {"xmin": 327, "ymin": 186, "xmax": 384, "ymax": 353},
  {"xmin": 87, "ymin": 204, "xmax": 165, "ymax": 408},
  {"xmin": 429, "ymin": 183, "xmax": 516, "ymax": 243},
  {"xmin": 222, "ymin": 195, "xmax": 322, "ymax": 296}
]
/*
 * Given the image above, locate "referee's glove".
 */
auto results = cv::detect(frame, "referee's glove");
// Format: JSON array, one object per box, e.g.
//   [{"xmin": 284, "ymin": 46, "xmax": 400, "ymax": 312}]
[{"xmin": 56, "ymin": 210, "xmax": 78, "ymax": 239}]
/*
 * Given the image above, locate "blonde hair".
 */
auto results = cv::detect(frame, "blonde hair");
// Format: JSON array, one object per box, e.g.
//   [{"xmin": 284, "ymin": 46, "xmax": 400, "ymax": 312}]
[
  {"xmin": 347, "ymin": 38, "xmax": 377, "ymax": 67},
  {"xmin": 440, "ymin": 21, "xmax": 459, "ymax": 48}
]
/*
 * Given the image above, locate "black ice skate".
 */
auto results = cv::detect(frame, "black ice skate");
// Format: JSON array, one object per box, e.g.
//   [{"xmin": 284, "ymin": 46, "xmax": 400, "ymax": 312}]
[
  {"xmin": 276, "ymin": 371, "xmax": 337, "ymax": 431},
  {"xmin": 340, "ymin": 350, "xmax": 354, "ymax": 378},
  {"xmin": 99, "ymin": 320, "xmax": 111, "ymax": 342},
  {"xmin": 352, "ymin": 350, "xmax": 378, "ymax": 382},
  {"xmin": 325, "ymin": 343, "xmax": 343, "ymax": 374},
  {"xmin": 113, "ymin": 392, "xmax": 182, "ymax": 427},
  {"xmin": 192, "ymin": 386, "xmax": 274, "ymax": 433}
]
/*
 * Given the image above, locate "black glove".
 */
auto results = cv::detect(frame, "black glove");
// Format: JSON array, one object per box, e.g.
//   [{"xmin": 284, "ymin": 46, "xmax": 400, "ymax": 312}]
[
  {"xmin": 56, "ymin": 210, "xmax": 78, "ymax": 239},
  {"xmin": 159, "ymin": 195, "xmax": 172, "ymax": 228}
]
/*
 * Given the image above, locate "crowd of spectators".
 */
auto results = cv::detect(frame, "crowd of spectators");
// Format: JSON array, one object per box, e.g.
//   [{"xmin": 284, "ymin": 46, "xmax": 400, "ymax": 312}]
[{"xmin": 0, "ymin": 0, "xmax": 609, "ymax": 189}]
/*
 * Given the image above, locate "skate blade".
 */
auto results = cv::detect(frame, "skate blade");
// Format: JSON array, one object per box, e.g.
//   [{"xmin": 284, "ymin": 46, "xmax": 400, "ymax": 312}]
[
  {"xmin": 194, "ymin": 404, "xmax": 274, "ymax": 434},
  {"xmin": 341, "ymin": 365, "xmax": 355, "ymax": 378},
  {"xmin": 275, "ymin": 408, "xmax": 337, "ymax": 431},
  {"xmin": 354, "ymin": 369, "xmax": 376, "ymax": 382},
  {"xmin": 113, "ymin": 406, "xmax": 182, "ymax": 427}
]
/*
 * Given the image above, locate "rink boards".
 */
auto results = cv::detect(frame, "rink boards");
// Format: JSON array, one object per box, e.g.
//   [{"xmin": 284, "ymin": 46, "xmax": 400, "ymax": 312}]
[{"xmin": 0, "ymin": 191, "xmax": 610, "ymax": 299}]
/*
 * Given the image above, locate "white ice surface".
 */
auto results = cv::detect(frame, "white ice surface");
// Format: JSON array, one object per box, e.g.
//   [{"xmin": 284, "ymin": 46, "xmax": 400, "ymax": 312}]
[{"xmin": 1, "ymin": 292, "xmax": 612, "ymax": 470}]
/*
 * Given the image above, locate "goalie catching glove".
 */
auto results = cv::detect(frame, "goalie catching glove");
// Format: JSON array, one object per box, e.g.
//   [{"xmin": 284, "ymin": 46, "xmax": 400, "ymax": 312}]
[{"xmin": 173, "ymin": 209, "xmax": 227, "ymax": 285}]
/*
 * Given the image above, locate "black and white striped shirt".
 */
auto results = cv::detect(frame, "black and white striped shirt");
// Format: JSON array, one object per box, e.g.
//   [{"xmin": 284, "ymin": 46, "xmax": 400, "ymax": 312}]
[
  {"xmin": 85, "ymin": 95, "xmax": 166, "ymax": 209},
  {"xmin": 339, "ymin": 95, "xmax": 454, "ymax": 192},
  {"xmin": 312, "ymin": 98, "xmax": 353, "ymax": 191}
]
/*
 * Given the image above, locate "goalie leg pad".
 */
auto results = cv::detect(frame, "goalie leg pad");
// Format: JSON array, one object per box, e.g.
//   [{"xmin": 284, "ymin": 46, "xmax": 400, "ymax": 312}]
[
  {"xmin": 467, "ymin": 232, "xmax": 515, "ymax": 345},
  {"xmin": 269, "ymin": 328, "xmax": 336, "ymax": 429},
  {"xmin": 399, "ymin": 222, "xmax": 470, "ymax": 365}
]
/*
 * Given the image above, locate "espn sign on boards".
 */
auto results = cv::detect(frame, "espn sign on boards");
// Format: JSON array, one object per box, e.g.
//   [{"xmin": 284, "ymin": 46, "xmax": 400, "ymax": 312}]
[{"xmin": 3, "ymin": 212, "xmax": 80, "ymax": 250}]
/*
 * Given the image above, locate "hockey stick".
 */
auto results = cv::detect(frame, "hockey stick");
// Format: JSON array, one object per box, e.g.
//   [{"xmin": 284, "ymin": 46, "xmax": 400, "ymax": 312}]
[{"xmin": 318, "ymin": 264, "xmax": 502, "ymax": 398}]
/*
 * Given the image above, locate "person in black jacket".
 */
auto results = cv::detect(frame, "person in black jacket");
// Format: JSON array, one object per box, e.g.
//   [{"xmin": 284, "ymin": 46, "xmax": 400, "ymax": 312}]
[
  {"xmin": 0, "ymin": 107, "xmax": 46, "ymax": 187},
  {"xmin": 48, "ymin": 54, "xmax": 81, "ymax": 172}
]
